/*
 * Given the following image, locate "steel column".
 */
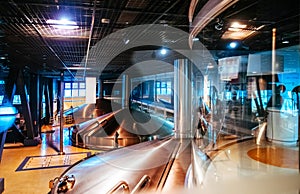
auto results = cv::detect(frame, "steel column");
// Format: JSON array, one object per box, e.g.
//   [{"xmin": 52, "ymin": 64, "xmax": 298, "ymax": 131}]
[
  {"xmin": 122, "ymin": 74, "xmax": 129, "ymax": 109},
  {"xmin": 174, "ymin": 59, "xmax": 193, "ymax": 139},
  {"xmin": 59, "ymin": 72, "xmax": 65, "ymax": 155}
]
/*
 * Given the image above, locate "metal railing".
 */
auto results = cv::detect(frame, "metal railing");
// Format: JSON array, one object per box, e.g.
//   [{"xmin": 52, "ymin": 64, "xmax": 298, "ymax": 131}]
[
  {"xmin": 107, "ymin": 181, "xmax": 129, "ymax": 194},
  {"xmin": 131, "ymin": 175, "xmax": 151, "ymax": 194}
]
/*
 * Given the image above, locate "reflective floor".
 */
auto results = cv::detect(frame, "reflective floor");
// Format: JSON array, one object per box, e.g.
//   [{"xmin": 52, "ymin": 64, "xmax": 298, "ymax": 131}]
[
  {"xmin": 0, "ymin": 125, "xmax": 299, "ymax": 194},
  {"xmin": 0, "ymin": 125, "xmax": 99, "ymax": 194}
]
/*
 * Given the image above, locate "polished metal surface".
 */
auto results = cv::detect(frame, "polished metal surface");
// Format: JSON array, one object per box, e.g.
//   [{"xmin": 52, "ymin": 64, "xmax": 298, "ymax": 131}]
[
  {"xmin": 71, "ymin": 108, "xmax": 174, "ymax": 149},
  {"xmin": 122, "ymin": 74, "xmax": 130, "ymax": 109},
  {"xmin": 174, "ymin": 59, "xmax": 193, "ymax": 139},
  {"xmin": 50, "ymin": 138, "xmax": 182, "ymax": 194}
]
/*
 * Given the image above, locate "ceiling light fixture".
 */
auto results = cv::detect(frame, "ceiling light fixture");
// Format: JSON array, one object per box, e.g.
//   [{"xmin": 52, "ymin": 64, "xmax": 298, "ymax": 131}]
[
  {"xmin": 46, "ymin": 19, "xmax": 79, "ymax": 29},
  {"xmin": 160, "ymin": 48, "xmax": 167, "ymax": 55},
  {"xmin": 228, "ymin": 41, "xmax": 238, "ymax": 49},
  {"xmin": 101, "ymin": 18, "xmax": 110, "ymax": 24},
  {"xmin": 65, "ymin": 67, "xmax": 92, "ymax": 70},
  {"xmin": 230, "ymin": 22, "xmax": 247, "ymax": 29},
  {"xmin": 192, "ymin": 37, "xmax": 199, "ymax": 41}
]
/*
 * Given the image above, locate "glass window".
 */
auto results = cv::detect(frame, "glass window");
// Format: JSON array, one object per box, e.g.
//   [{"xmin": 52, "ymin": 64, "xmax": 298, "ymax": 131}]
[
  {"xmin": 0, "ymin": 95, "xmax": 3, "ymax": 105},
  {"xmin": 65, "ymin": 83, "xmax": 71, "ymax": 89},
  {"xmin": 79, "ymin": 82, "xmax": 85, "ymax": 89},
  {"xmin": 64, "ymin": 90, "xmax": 71, "ymax": 97},
  {"xmin": 79, "ymin": 89, "xmax": 85, "ymax": 97},
  {"xmin": 72, "ymin": 82, "xmax": 78, "ymax": 89},
  {"xmin": 72, "ymin": 89, "xmax": 79, "ymax": 97},
  {"xmin": 64, "ymin": 82, "xmax": 86, "ymax": 97}
]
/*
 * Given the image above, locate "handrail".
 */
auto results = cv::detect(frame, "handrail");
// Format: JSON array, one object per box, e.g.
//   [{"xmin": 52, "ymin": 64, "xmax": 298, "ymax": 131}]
[
  {"xmin": 131, "ymin": 175, "xmax": 151, "ymax": 194},
  {"xmin": 132, "ymin": 100, "xmax": 174, "ymax": 119},
  {"xmin": 107, "ymin": 181, "xmax": 129, "ymax": 194},
  {"xmin": 156, "ymin": 141, "xmax": 181, "ymax": 191}
]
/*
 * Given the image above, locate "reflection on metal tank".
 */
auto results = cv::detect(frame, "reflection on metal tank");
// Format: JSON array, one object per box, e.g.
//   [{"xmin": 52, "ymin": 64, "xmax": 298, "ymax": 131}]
[
  {"xmin": 70, "ymin": 108, "xmax": 174, "ymax": 149},
  {"xmin": 61, "ymin": 98, "xmax": 122, "ymax": 124},
  {"xmin": 49, "ymin": 138, "xmax": 181, "ymax": 194}
]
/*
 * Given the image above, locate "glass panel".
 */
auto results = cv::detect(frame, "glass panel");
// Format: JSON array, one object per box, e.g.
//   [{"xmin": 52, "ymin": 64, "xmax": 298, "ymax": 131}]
[
  {"xmin": 72, "ymin": 89, "xmax": 78, "ymax": 97},
  {"xmin": 72, "ymin": 82, "xmax": 78, "ymax": 89},
  {"xmin": 79, "ymin": 82, "xmax": 85, "ymax": 89},
  {"xmin": 78, "ymin": 89, "xmax": 85, "ymax": 97},
  {"xmin": 65, "ymin": 82, "xmax": 71, "ymax": 89},
  {"xmin": 64, "ymin": 89, "xmax": 71, "ymax": 97}
]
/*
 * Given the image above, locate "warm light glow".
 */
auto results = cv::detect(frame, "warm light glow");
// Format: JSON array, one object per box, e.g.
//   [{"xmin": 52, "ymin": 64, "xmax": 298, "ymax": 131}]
[
  {"xmin": 221, "ymin": 22, "xmax": 253, "ymax": 40},
  {"xmin": 228, "ymin": 27, "xmax": 241, "ymax": 32},
  {"xmin": 101, "ymin": 18, "xmax": 110, "ymax": 24},
  {"xmin": 46, "ymin": 19, "xmax": 76, "ymax": 25},
  {"xmin": 52, "ymin": 25, "xmax": 79, "ymax": 30},
  {"xmin": 46, "ymin": 19, "xmax": 79, "ymax": 29},
  {"xmin": 230, "ymin": 22, "xmax": 247, "ymax": 29}
]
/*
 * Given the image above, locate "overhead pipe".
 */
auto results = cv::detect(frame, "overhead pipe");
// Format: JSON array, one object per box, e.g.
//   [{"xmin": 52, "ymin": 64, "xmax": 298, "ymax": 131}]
[
  {"xmin": 188, "ymin": 0, "xmax": 239, "ymax": 48},
  {"xmin": 174, "ymin": 59, "xmax": 193, "ymax": 139},
  {"xmin": 83, "ymin": 0, "xmax": 97, "ymax": 79},
  {"xmin": 59, "ymin": 71, "xmax": 65, "ymax": 155},
  {"xmin": 122, "ymin": 74, "xmax": 129, "ymax": 109},
  {"xmin": 188, "ymin": 0, "xmax": 199, "ymax": 24}
]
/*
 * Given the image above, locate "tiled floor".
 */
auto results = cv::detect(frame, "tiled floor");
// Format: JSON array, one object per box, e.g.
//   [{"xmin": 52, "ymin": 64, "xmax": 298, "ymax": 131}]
[
  {"xmin": 0, "ymin": 125, "xmax": 299, "ymax": 194},
  {"xmin": 0, "ymin": 126, "xmax": 99, "ymax": 194}
]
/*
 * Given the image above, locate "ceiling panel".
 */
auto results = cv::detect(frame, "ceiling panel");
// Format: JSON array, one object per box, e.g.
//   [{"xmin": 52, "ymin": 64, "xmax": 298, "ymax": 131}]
[{"xmin": 0, "ymin": 0, "xmax": 298, "ymax": 81}]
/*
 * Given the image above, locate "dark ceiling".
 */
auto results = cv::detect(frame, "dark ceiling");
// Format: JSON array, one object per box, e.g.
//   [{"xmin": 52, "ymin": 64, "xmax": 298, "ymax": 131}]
[{"xmin": 0, "ymin": 0, "xmax": 299, "ymax": 80}]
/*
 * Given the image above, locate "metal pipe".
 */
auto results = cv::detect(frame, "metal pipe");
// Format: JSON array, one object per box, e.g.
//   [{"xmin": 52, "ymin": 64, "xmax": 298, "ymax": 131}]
[
  {"xmin": 107, "ymin": 181, "xmax": 129, "ymax": 193},
  {"xmin": 174, "ymin": 59, "xmax": 193, "ymax": 139},
  {"xmin": 59, "ymin": 72, "xmax": 65, "ymax": 155},
  {"xmin": 271, "ymin": 28, "xmax": 276, "ymax": 107},
  {"xmin": 83, "ymin": 0, "xmax": 97, "ymax": 79},
  {"xmin": 122, "ymin": 74, "xmax": 129, "ymax": 109},
  {"xmin": 131, "ymin": 175, "xmax": 151, "ymax": 194},
  {"xmin": 98, "ymin": 78, "xmax": 103, "ymax": 99}
]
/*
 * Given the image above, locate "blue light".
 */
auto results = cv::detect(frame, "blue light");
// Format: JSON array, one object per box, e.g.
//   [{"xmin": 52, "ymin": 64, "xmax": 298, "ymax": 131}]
[
  {"xmin": 229, "ymin": 42, "xmax": 238, "ymax": 49},
  {"xmin": 0, "ymin": 104, "xmax": 17, "ymax": 133},
  {"xmin": 160, "ymin": 48, "xmax": 167, "ymax": 55}
]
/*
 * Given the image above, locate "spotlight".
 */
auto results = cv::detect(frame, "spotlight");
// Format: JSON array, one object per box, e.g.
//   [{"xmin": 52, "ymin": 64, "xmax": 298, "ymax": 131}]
[
  {"xmin": 160, "ymin": 48, "xmax": 167, "ymax": 55},
  {"xmin": 228, "ymin": 41, "xmax": 238, "ymax": 49},
  {"xmin": 122, "ymin": 38, "xmax": 129, "ymax": 45},
  {"xmin": 46, "ymin": 19, "xmax": 79, "ymax": 29}
]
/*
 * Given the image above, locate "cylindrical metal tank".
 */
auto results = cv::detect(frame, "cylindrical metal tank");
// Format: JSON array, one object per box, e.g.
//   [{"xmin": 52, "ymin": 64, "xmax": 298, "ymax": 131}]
[
  {"xmin": 49, "ymin": 138, "xmax": 181, "ymax": 194},
  {"xmin": 70, "ymin": 107, "xmax": 174, "ymax": 149}
]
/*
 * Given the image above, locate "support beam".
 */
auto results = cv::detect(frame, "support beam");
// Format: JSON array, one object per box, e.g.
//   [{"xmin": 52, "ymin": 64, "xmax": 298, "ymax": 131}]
[
  {"xmin": 98, "ymin": 78, "xmax": 103, "ymax": 99},
  {"xmin": 29, "ymin": 74, "xmax": 39, "ymax": 137},
  {"xmin": 174, "ymin": 59, "xmax": 193, "ymax": 139},
  {"xmin": 15, "ymin": 69, "xmax": 35, "ymax": 140},
  {"xmin": 122, "ymin": 74, "xmax": 129, "ymax": 109},
  {"xmin": 0, "ymin": 131, "xmax": 7, "ymax": 162},
  {"xmin": 59, "ymin": 72, "xmax": 65, "ymax": 155}
]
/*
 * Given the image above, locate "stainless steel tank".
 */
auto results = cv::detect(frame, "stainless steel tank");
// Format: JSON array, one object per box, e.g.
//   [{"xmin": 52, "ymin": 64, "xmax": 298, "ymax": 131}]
[
  {"xmin": 49, "ymin": 138, "xmax": 181, "ymax": 194},
  {"xmin": 70, "ymin": 108, "xmax": 174, "ymax": 149}
]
